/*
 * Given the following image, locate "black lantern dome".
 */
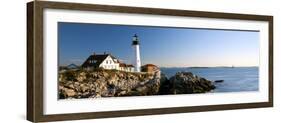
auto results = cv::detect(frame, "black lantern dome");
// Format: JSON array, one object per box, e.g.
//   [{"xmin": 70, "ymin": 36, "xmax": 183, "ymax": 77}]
[{"xmin": 132, "ymin": 34, "xmax": 139, "ymax": 45}]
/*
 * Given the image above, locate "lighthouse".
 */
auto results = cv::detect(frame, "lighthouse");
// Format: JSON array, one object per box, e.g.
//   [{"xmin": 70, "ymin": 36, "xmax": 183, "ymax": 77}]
[{"xmin": 132, "ymin": 34, "xmax": 141, "ymax": 72}]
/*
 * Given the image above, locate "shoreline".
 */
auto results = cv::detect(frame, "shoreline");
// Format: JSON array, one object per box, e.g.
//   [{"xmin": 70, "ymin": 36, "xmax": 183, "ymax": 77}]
[
  {"xmin": 58, "ymin": 69, "xmax": 215, "ymax": 99},
  {"xmin": 159, "ymin": 66, "xmax": 259, "ymax": 69}
]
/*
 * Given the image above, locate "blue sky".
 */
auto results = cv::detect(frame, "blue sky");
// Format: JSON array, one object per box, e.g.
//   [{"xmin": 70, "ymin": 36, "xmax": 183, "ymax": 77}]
[{"xmin": 58, "ymin": 22, "xmax": 259, "ymax": 67}]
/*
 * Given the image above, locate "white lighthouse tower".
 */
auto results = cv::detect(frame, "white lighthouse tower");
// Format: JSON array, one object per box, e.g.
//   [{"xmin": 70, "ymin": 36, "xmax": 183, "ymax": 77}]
[{"xmin": 132, "ymin": 34, "xmax": 141, "ymax": 72}]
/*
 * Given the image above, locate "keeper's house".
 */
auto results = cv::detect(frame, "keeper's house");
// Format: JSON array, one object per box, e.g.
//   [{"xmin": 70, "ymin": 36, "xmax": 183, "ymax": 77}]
[{"xmin": 81, "ymin": 52, "xmax": 134, "ymax": 72}]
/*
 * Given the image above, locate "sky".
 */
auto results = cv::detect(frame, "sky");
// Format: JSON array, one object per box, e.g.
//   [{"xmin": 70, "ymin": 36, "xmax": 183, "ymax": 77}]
[{"xmin": 58, "ymin": 22, "xmax": 259, "ymax": 67}]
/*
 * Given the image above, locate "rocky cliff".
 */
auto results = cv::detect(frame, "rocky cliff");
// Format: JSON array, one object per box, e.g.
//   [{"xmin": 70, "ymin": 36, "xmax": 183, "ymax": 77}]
[
  {"xmin": 59, "ymin": 69, "xmax": 161, "ymax": 99},
  {"xmin": 59, "ymin": 69, "xmax": 215, "ymax": 99}
]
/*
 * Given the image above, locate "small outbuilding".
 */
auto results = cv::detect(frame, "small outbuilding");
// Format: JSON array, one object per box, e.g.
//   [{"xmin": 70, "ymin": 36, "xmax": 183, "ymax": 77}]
[{"xmin": 141, "ymin": 64, "xmax": 160, "ymax": 74}]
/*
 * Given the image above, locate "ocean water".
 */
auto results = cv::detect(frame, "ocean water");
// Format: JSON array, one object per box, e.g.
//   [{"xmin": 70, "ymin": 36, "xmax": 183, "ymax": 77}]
[{"xmin": 160, "ymin": 67, "xmax": 259, "ymax": 92}]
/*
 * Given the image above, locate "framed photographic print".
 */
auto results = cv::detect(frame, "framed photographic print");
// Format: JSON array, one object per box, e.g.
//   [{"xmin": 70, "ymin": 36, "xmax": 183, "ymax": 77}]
[{"xmin": 27, "ymin": 0, "xmax": 273, "ymax": 122}]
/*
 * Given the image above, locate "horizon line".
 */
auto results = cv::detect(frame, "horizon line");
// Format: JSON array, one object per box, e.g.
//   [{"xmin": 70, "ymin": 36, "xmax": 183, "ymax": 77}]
[
  {"xmin": 158, "ymin": 66, "xmax": 259, "ymax": 68},
  {"xmin": 59, "ymin": 63, "xmax": 258, "ymax": 68}
]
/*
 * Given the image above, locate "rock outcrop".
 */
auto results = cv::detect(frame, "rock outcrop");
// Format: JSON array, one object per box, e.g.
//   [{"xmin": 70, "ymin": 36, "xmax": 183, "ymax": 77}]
[
  {"xmin": 59, "ymin": 69, "xmax": 161, "ymax": 99},
  {"xmin": 59, "ymin": 69, "xmax": 215, "ymax": 99},
  {"xmin": 160, "ymin": 72, "xmax": 215, "ymax": 94}
]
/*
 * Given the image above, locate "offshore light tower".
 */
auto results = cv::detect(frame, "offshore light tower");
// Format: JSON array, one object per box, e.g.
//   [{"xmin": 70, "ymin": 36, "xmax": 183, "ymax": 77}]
[{"xmin": 132, "ymin": 34, "xmax": 141, "ymax": 72}]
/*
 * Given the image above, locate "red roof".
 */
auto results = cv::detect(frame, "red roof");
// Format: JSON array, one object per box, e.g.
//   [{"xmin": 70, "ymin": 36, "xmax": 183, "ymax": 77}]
[
  {"xmin": 119, "ymin": 63, "xmax": 126, "ymax": 67},
  {"xmin": 142, "ymin": 64, "xmax": 159, "ymax": 69},
  {"xmin": 127, "ymin": 64, "xmax": 134, "ymax": 67},
  {"xmin": 144, "ymin": 64, "xmax": 157, "ymax": 67}
]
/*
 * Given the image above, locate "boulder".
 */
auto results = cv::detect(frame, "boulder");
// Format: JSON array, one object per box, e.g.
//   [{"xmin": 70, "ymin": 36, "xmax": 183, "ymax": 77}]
[
  {"xmin": 60, "ymin": 88, "xmax": 77, "ymax": 98},
  {"xmin": 80, "ymin": 84, "xmax": 90, "ymax": 92},
  {"xmin": 158, "ymin": 73, "xmax": 171, "ymax": 95},
  {"xmin": 167, "ymin": 72, "xmax": 215, "ymax": 94},
  {"xmin": 117, "ymin": 90, "xmax": 127, "ymax": 96}
]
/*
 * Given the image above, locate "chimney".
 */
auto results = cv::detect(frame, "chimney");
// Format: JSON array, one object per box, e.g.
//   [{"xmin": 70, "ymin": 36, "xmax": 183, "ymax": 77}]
[
  {"xmin": 104, "ymin": 51, "xmax": 106, "ymax": 55},
  {"xmin": 93, "ymin": 52, "xmax": 96, "ymax": 55}
]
